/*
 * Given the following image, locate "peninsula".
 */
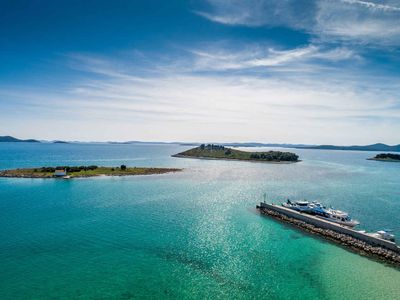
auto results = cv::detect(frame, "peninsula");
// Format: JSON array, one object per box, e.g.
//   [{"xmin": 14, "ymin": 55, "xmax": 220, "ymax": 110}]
[
  {"xmin": 0, "ymin": 165, "xmax": 181, "ymax": 178},
  {"xmin": 172, "ymin": 144, "xmax": 299, "ymax": 163},
  {"xmin": 368, "ymin": 153, "xmax": 400, "ymax": 162}
]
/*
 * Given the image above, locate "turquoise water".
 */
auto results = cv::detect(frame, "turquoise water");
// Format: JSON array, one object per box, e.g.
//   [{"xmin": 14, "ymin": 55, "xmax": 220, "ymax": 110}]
[{"xmin": 0, "ymin": 143, "xmax": 399, "ymax": 299}]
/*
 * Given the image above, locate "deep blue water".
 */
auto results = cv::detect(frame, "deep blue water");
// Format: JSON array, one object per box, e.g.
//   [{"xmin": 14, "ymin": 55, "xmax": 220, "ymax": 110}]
[{"xmin": 0, "ymin": 143, "xmax": 399, "ymax": 299}]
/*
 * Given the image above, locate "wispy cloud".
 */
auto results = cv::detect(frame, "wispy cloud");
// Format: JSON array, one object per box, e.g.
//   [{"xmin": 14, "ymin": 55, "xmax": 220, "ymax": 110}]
[
  {"xmin": 315, "ymin": 0, "xmax": 400, "ymax": 45},
  {"xmin": 341, "ymin": 0, "xmax": 400, "ymax": 12},
  {"xmin": 1, "ymin": 51, "xmax": 399, "ymax": 143},
  {"xmin": 196, "ymin": 0, "xmax": 400, "ymax": 46},
  {"xmin": 195, "ymin": 0, "xmax": 314, "ymax": 29},
  {"xmin": 189, "ymin": 45, "xmax": 357, "ymax": 71}
]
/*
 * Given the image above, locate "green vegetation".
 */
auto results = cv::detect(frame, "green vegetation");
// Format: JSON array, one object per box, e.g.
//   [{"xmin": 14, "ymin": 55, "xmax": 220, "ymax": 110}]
[
  {"xmin": 39, "ymin": 165, "xmax": 99, "ymax": 173},
  {"xmin": 173, "ymin": 144, "xmax": 299, "ymax": 163},
  {"xmin": 369, "ymin": 153, "xmax": 400, "ymax": 162},
  {"xmin": 0, "ymin": 165, "xmax": 181, "ymax": 178}
]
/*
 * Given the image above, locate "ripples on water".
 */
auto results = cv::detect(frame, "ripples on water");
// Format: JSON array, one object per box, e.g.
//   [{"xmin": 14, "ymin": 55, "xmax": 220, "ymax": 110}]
[{"xmin": 0, "ymin": 143, "xmax": 399, "ymax": 299}]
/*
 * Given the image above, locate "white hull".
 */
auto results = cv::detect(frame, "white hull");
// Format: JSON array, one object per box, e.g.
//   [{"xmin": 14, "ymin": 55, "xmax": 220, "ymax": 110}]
[
  {"xmin": 282, "ymin": 200, "xmax": 359, "ymax": 228},
  {"xmin": 315, "ymin": 215, "xmax": 359, "ymax": 227}
]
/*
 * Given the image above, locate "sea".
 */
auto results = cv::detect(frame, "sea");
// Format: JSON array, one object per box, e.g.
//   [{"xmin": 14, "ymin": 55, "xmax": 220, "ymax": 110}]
[{"xmin": 0, "ymin": 142, "xmax": 399, "ymax": 299}]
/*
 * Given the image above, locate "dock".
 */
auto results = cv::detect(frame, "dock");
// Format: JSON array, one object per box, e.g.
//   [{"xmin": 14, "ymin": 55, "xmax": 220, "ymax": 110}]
[{"xmin": 257, "ymin": 202, "xmax": 400, "ymax": 266}]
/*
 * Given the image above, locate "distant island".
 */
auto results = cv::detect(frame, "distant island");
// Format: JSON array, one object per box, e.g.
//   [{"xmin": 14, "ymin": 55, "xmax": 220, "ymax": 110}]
[
  {"xmin": 179, "ymin": 142, "xmax": 400, "ymax": 152},
  {"xmin": 0, "ymin": 136, "xmax": 40, "ymax": 143},
  {"xmin": 172, "ymin": 144, "xmax": 299, "ymax": 163},
  {"xmin": 297, "ymin": 143, "xmax": 400, "ymax": 152},
  {"xmin": 368, "ymin": 153, "xmax": 400, "ymax": 162},
  {"xmin": 0, "ymin": 165, "xmax": 181, "ymax": 178},
  {"xmin": 1, "ymin": 135, "xmax": 398, "ymax": 153}
]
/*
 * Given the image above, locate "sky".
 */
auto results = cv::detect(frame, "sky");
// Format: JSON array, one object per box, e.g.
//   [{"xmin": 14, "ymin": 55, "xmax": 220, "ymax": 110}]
[{"xmin": 1, "ymin": 0, "xmax": 400, "ymax": 144}]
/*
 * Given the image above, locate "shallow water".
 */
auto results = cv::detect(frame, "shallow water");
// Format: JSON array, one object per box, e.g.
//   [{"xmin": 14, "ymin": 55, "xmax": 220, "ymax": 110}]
[{"xmin": 0, "ymin": 143, "xmax": 399, "ymax": 299}]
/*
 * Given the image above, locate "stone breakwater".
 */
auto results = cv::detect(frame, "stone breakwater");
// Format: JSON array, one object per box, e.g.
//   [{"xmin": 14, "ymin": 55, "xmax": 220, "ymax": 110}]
[{"xmin": 257, "ymin": 205, "xmax": 400, "ymax": 267}]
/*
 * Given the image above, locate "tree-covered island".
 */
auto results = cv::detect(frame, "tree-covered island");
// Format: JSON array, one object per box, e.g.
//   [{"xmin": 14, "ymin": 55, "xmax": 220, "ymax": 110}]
[
  {"xmin": 172, "ymin": 144, "xmax": 299, "ymax": 163},
  {"xmin": 368, "ymin": 153, "xmax": 400, "ymax": 162},
  {"xmin": 0, "ymin": 165, "xmax": 181, "ymax": 178}
]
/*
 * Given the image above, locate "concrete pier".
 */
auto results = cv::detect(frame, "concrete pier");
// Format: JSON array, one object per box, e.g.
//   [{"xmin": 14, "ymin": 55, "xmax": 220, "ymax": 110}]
[{"xmin": 257, "ymin": 202, "xmax": 400, "ymax": 266}]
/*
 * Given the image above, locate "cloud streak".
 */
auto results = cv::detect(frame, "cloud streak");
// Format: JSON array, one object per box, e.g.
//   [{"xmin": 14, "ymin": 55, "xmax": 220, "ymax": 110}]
[
  {"xmin": 197, "ymin": 0, "xmax": 400, "ymax": 46},
  {"xmin": 1, "ymin": 50, "xmax": 399, "ymax": 144},
  {"xmin": 341, "ymin": 0, "xmax": 400, "ymax": 12},
  {"xmin": 189, "ymin": 45, "xmax": 357, "ymax": 71}
]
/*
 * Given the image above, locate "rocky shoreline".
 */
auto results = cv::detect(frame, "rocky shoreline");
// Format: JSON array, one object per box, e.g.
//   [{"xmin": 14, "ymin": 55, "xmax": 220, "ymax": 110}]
[
  {"xmin": 367, "ymin": 158, "xmax": 400, "ymax": 163},
  {"xmin": 172, "ymin": 154, "xmax": 299, "ymax": 164},
  {"xmin": 257, "ymin": 206, "xmax": 400, "ymax": 267}
]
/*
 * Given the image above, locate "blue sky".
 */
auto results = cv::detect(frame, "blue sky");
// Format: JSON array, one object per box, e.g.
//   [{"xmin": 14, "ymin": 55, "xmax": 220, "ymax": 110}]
[{"xmin": 1, "ymin": 0, "xmax": 400, "ymax": 144}]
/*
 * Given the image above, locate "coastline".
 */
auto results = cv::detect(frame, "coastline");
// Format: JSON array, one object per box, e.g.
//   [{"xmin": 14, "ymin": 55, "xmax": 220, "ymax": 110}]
[
  {"xmin": 367, "ymin": 158, "xmax": 400, "ymax": 163},
  {"xmin": 171, "ymin": 154, "xmax": 300, "ymax": 164},
  {"xmin": 0, "ymin": 167, "xmax": 182, "ymax": 179}
]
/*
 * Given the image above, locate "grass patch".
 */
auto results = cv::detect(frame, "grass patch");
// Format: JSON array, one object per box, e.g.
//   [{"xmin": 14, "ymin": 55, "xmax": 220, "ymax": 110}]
[{"xmin": 0, "ymin": 166, "xmax": 181, "ymax": 178}]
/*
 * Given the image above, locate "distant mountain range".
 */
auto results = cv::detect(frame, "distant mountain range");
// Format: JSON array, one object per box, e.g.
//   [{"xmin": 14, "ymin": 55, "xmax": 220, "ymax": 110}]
[
  {"xmin": 294, "ymin": 143, "xmax": 400, "ymax": 152},
  {"xmin": 108, "ymin": 141, "xmax": 177, "ymax": 145},
  {"xmin": 183, "ymin": 142, "xmax": 400, "ymax": 152},
  {"xmin": 222, "ymin": 143, "xmax": 312, "ymax": 148},
  {"xmin": 0, "ymin": 136, "xmax": 40, "ymax": 143},
  {"xmin": 1, "ymin": 136, "xmax": 399, "ymax": 152}
]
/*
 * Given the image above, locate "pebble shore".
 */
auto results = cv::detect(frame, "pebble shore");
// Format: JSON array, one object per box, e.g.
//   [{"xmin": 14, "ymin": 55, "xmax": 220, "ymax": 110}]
[{"xmin": 257, "ymin": 206, "xmax": 400, "ymax": 267}]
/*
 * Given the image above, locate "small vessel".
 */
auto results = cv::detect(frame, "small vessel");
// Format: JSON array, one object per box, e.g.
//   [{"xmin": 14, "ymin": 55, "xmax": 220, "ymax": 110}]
[
  {"xmin": 367, "ymin": 230, "xmax": 396, "ymax": 242},
  {"xmin": 282, "ymin": 199, "xmax": 359, "ymax": 227},
  {"xmin": 282, "ymin": 199, "xmax": 313, "ymax": 212}
]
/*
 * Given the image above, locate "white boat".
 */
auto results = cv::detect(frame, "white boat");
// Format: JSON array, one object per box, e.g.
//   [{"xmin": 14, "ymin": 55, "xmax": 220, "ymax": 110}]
[
  {"xmin": 366, "ymin": 230, "xmax": 396, "ymax": 242},
  {"xmin": 282, "ymin": 199, "xmax": 359, "ymax": 227},
  {"xmin": 317, "ymin": 208, "xmax": 359, "ymax": 227},
  {"xmin": 282, "ymin": 200, "xmax": 313, "ymax": 213}
]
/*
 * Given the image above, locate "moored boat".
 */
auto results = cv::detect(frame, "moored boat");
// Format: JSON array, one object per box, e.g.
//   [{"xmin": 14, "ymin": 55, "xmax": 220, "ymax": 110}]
[
  {"xmin": 367, "ymin": 230, "xmax": 396, "ymax": 242},
  {"xmin": 282, "ymin": 199, "xmax": 312, "ymax": 212},
  {"xmin": 281, "ymin": 199, "xmax": 359, "ymax": 227}
]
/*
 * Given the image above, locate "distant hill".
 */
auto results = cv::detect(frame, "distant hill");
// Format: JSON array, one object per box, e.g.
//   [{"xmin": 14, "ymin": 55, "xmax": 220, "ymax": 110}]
[
  {"xmin": 187, "ymin": 142, "xmax": 400, "ymax": 152},
  {"xmin": 296, "ymin": 143, "xmax": 400, "ymax": 152},
  {"xmin": 222, "ymin": 142, "xmax": 312, "ymax": 148},
  {"xmin": 109, "ymin": 141, "xmax": 180, "ymax": 145},
  {"xmin": 1, "ymin": 136, "xmax": 397, "ymax": 153},
  {"xmin": 53, "ymin": 140, "xmax": 69, "ymax": 144},
  {"xmin": 0, "ymin": 136, "xmax": 40, "ymax": 143}
]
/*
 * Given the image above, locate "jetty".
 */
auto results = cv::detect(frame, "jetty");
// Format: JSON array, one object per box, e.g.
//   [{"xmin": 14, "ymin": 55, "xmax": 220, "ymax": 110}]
[{"xmin": 256, "ymin": 202, "xmax": 400, "ymax": 266}]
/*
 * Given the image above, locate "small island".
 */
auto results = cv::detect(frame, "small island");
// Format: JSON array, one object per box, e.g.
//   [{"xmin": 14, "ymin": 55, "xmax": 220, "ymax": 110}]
[
  {"xmin": 0, "ymin": 165, "xmax": 181, "ymax": 178},
  {"xmin": 172, "ymin": 144, "xmax": 299, "ymax": 163},
  {"xmin": 368, "ymin": 153, "xmax": 400, "ymax": 162}
]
